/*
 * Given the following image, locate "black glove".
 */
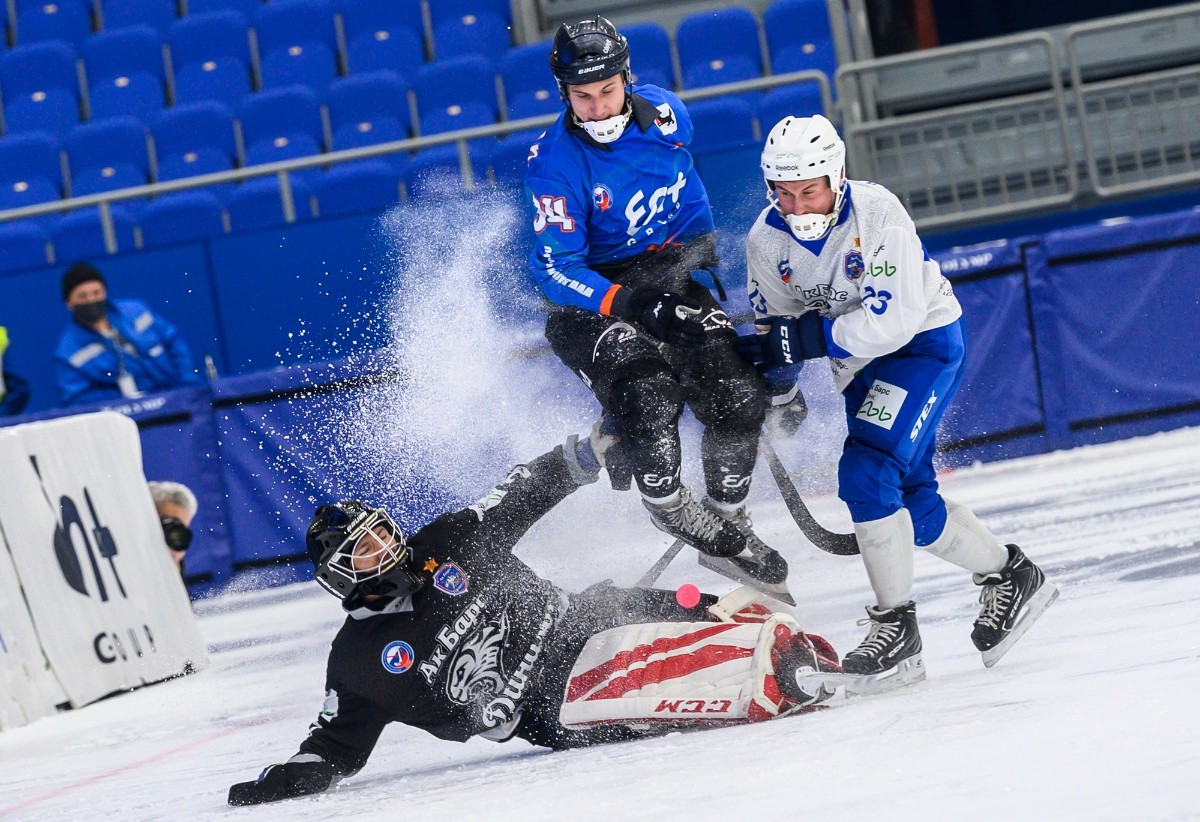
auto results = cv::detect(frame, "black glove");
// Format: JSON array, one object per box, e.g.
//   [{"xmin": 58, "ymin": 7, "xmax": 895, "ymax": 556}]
[
  {"xmin": 765, "ymin": 376, "xmax": 808, "ymax": 438},
  {"xmin": 737, "ymin": 314, "xmax": 828, "ymax": 368},
  {"xmin": 228, "ymin": 758, "xmax": 338, "ymax": 806},
  {"xmin": 610, "ymin": 287, "xmax": 706, "ymax": 349}
]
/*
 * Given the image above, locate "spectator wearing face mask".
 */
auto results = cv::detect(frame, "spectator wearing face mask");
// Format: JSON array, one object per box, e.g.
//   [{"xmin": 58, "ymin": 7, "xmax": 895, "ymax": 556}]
[
  {"xmin": 55, "ymin": 263, "xmax": 201, "ymax": 407},
  {"xmin": 148, "ymin": 480, "xmax": 197, "ymax": 578}
]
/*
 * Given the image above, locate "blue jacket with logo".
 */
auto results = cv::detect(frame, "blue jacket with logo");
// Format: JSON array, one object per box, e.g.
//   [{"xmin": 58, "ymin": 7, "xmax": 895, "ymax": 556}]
[
  {"xmin": 524, "ymin": 84, "xmax": 715, "ymax": 314},
  {"xmin": 54, "ymin": 298, "xmax": 201, "ymax": 407}
]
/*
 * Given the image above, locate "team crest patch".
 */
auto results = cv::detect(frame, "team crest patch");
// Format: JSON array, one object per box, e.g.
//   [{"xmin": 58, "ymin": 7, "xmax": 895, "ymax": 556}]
[
  {"xmin": 844, "ymin": 250, "xmax": 865, "ymax": 280},
  {"xmin": 433, "ymin": 561, "xmax": 469, "ymax": 596},
  {"xmin": 855, "ymin": 379, "xmax": 908, "ymax": 431},
  {"xmin": 593, "ymin": 184, "xmax": 613, "ymax": 211},
  {"xmin": 381, "ymin": 640, "xmax": 415, "ymax": 675},
  {"xmin": 777, "ymin": 258, "xmax": 793, "ymax": 283}
]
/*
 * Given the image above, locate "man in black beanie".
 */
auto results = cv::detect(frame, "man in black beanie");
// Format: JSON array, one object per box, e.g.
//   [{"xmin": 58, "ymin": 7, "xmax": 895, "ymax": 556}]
[{"xmin": 54, "ymin": 262, "xmax": 202, "ymax": 407}]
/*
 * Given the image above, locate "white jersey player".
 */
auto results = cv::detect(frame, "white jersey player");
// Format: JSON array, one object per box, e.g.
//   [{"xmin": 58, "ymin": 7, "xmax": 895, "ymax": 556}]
[{"xmin": 737, "ymin": 115, "xmax": 1059, "ymax": 688}]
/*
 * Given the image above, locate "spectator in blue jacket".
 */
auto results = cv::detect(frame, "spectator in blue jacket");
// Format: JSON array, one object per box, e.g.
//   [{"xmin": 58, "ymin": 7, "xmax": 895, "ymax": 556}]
[
  {"xmin": 0, "ymin": 325, "xmax": 32, "ymax": 416},
  {"xmin": 55, "ymin": 263, "xmax": 201, "ymax": 407}
]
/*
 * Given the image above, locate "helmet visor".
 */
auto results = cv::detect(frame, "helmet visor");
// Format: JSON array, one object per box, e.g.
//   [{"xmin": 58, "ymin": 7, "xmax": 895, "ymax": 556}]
[{"xmin": 321, "ymin": 509, "xmax": 409, "ymax": 592}]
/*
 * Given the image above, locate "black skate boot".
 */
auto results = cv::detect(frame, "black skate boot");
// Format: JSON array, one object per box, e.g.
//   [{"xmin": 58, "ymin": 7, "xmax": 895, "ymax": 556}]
[
  {"xmin": 840, "ymin": 601, "xmax": 925, "ymax": 693},
  {"xmin": 696, "ymin": 501, "xmax": 793, "ymax": 605},
  {"xmin": 643, "ymin": 488, "xmax": 747, "ymax": 558},
  {"xmin": 972, "ymin": 544, "xmax": 1059, "ymax": 668}
]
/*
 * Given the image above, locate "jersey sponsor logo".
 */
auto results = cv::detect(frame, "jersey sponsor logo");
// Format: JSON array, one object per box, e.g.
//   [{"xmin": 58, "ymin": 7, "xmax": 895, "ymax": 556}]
[
  {"xmin": 625, "ymin": 171, "xmax": 687, "ymax": 237},
  {"xmin": 909, "ymin": 390, "xmax": 939, "ymax": 443},
  {"xmin": 862, "ymin": 285, "xmax": 892, "ymax": 315},
  {"xmin": 532, "ymin": 194, "xmax": 576, "ymax": 233},
  {"xmin": 867, "ymin": 261, "xmax": 897, "ymax": 278},
  {"xmin": 855, "ymin": 379, "xmax": 908, "ymax": 430},
  {"xmin": 778, "ymin": 259, "xmax": 793, "ymax": 283},
  {"xmin": 801, "ymin": 284, "xmax": 848, "ymax": 311},
  {"xmin": 654, "ymin": 103, "xmax": 678, "ymax": 136},
  {"xmin": 844, "ymin": 250, "xmax": 865, "ymax": 280},
  {"xmin": 381, "ymin": 640, "xmax": 415, "ymax": 675},
  {"xmin": 593, "ymin": 183, "xmax": 613, "ymax": 211},
  {"xmin": 654, "ymin": 698, "xmax": 734, "ymax": 714},
  {"xmin": 433, "ymin": 561, "xmax": 469, "ymax": 596}
]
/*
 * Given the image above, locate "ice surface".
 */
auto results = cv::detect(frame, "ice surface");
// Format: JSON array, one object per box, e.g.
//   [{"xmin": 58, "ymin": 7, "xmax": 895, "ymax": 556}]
[{"xmin": 2, "ymin": 424, "xmax": 1198, "ymax": 821}]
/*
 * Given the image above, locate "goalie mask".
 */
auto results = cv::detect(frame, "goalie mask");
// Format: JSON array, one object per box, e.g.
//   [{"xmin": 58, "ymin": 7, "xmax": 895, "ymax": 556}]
[
  {"xmin": 306, "ymin": 501, "xmax": 424, "ymax": 609},
  {"xmin": 761, "ymin": 114, "xmax": 847, "ymax": 242},
  {"xmin": 549, "ymin": 16, "xmax": 633, "ymax": 144}
]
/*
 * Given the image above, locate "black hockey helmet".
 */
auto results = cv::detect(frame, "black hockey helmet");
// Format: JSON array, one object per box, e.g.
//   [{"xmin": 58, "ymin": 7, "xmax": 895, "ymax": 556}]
[
  {"xmin": 306, "ymin": 500, "xmax": 424, "ymax": 608},
  {"xmin": 548, "ymin": 15, "xmax": 630, "ymax": 100}
]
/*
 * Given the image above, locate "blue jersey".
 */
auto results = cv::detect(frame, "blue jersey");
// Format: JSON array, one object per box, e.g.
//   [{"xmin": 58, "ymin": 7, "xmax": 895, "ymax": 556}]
[{"xmin": 524, "ymin": 85, "xmax": 715, "ymax": 314}]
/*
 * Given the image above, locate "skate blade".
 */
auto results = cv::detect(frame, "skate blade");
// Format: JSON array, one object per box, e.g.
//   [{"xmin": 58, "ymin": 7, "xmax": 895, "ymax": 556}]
[
  {"xmin": 981, "ymin": 581, "xmax": 1060, "ymax": 668},
  {"xmin": 795, "ymin": 654, "xmax": 926, "ymax": 697},
  {"xmin": 697, "ymin": 554, "xmax": 795, "ymax": 606}
]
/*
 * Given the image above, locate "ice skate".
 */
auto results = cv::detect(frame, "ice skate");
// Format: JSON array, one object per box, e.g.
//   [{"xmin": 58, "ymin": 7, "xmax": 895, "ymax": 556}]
[
  {"xmin": 798, "ymin": 601, "xmax": 926, "ymax": 696},
  {"xmin": 643, "ymin": 488, "xmax": 747, "ymax": 559},
  {"xmin": 695, "ymin": 500, "xmax": 794, "ymax": 605},
  {"xmin": 972, "ymin": 544, "xmax": 1059, "ymax": 668}
]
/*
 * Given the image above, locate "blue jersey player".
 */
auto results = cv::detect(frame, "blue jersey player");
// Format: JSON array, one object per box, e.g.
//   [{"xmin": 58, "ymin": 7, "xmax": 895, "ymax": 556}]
[{"xmin": 523, "ymin": 17, "xmax": 788, "ymax": 601}]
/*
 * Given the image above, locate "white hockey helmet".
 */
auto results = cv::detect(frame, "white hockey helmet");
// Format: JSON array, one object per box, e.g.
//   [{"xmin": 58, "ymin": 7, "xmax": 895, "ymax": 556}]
[{"xmin": 761, "ymin": 114, "xmax": 847, "ymax": 241}]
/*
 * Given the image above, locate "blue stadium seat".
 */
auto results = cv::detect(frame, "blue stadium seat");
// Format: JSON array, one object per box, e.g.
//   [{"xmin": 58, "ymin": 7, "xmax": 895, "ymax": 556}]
[
  {"xmin": 238, "ymin": 86, "xmax": 324, "ymax": 186},
  {"xmin": 419, "ymin": 100, "xmax": 494, "ymax": 144},
  {"xmin": 151, "ymin": 102, "xmax": 237, "ymax": 193},
  {"xmin": 52, "ymin": 204, "xmax": 138, "ymax": 258},
  {"xmin": 224, "ymin": 175, "xmax": 315, "ymax": 231},
  {"xmin": 324, "ymin": 71, "xmax": 410, "ymax": 156},
  {"xmin": 64, "ymin": 116, "xmax": 152, "ymax": 196},
  {"xmin": 3, "ymin": 87, "xmax": 80, "ymax": 137},
  {"xmin": 0, "ymin": 41, "xmax": 78, "ymax": 99},
  {"xmin": 345, "ymin": 25, "xmax": 423, "ymax": 79},
  {"xmin": 488, "ymin": 128, "xmax": 540, "ymax": 188},
  {"xmin": 139, "ymin": 191, "xmax": 226, "ymax": 248},
  {"xmin": 0, "ymin": 133, "xmax": 65, "ymax": 197},
  {"xmin": 313, "ymin": 160, "xmax": 401, "ymax": 218},
  {"xmin": 99, "ymin": 0, "xmax": 179, "ymax": 34},
  {"xmin": 336, "ymin": 0, "xmax": 423, "ymax": 46},
  {"xmin": 411, "ymin": 55, "xmax": 497, "ymax": 126},
  {"xmin": 426, "ymin": 0, "xmax": 510, "ymax": 27},
  {"xmin": 174, "ymin": 58, "xmax": 253, "ymax": 108},
  {"xmin": 259, "ymin": 41, "xmax": 339, "ymax": 90},
  {"xmin": 403, "ymin": 144, "xmax": 487, "ymax": 200},
  {"xmin": 623, "ymin": 23, "xmax": 675, "ymax": 90},
  {"xmin": 187, "ymin": 0, "xmax": 262, "ymax": 15},
  {"xmin": 0, "ymin": 221, "xmax": 51, "ymax": 273},
  {"xmin": 14, "ymin": 0, "xmax": 93, "ymax": 47},
  {"xmin": 88, "ymin": 73, "xmax": 167, "ymax": 124},
  {"xmin": 431, "ymin": 11, "xmax": 509, "ymax": 64},
  {"xmin": 500, "ymin": 41, "xmax": 559, "ymax": 121},
  {"xmin": 0, "ymin": 175, "xmax": 62, "ymax": 212},
  {"xmin": 676, "ymin": 8, "xmax": 763, "ymax": 89},
  {"xmin": 168, "ymin": 11, "xmax": 251, "ymax": 69},
  {"xmin": 251, "ymin": 0, "xmax": 336, "ymax": 57},
  {"xmin": 238, "ymin": 85, "xmax": 323, "ymax": 151},
  {"xmin": 756, "ymin": 82, "xmax": 826, "ymax": 129},
  {"xmin": 83, "ymin": 25, "xmax": 166, "ymax": 85},
  {"xmin": 763, "ymin": 0, "xmax": 833, "ymax": 63},
  {"xmin": 686, "ymin": 97, "xmax": 757, "ymax": 154},
  {"xmin": 771, "ymin": 39, "xmax": 837, "ymax": 84}
]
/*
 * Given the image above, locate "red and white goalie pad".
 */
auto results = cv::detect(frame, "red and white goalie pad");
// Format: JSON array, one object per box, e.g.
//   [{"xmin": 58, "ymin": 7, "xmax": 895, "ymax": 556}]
[{"xmin": 559, "ymin": 606, "xmax": 838, "ymax": 730}]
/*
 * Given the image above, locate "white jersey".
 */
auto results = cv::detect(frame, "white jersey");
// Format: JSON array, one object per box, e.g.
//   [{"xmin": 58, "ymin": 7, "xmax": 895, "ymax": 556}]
[{"xmin": 746, "ymin": 180, "xmax": 961, "ymax": 392}]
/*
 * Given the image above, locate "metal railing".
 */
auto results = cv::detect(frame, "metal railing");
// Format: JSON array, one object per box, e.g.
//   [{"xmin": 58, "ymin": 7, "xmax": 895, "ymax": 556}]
[{"xmin": 0, "ymin": 69, "xmax": 832, "ymax": 255}]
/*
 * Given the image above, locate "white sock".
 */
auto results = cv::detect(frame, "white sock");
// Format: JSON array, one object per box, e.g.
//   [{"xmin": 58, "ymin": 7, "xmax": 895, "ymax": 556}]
[
  {"xmin": 854, "ymin": 509, "xmax": 915, "ymax": 610},
  {"xmin": 704, "ymin": 497, "xmax": 743, "ymax": 518},
  {"xmin": 924, "ymin": 499, "xmax": 1008, "ymax": 575},
  {"xmin": 642, "ymin": 489, "xmax": 681, "ymax": 508}
]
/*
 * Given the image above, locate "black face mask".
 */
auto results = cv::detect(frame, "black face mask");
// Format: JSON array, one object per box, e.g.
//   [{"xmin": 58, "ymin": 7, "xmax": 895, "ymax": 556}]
[
  {"xmin": 160, "ymin": 516, "xmax": 193, "ymax": 551},
  {"xmin": 71, "ymin": 300, "xmax": 108, "ymax": 326}
]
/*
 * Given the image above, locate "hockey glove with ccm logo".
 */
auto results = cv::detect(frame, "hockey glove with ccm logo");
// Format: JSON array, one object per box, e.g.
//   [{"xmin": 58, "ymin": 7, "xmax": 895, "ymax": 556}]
[
  {"xmin": 608, "ymin": 286, "xmax": 707, "ymax": 349},
  {"xmin": 228, "ymin": 754, "xmax": 340, "ymax": 806},
  {"xmin": 736, "ymin": 313, "xmax": 828, "ymax": 369}
]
